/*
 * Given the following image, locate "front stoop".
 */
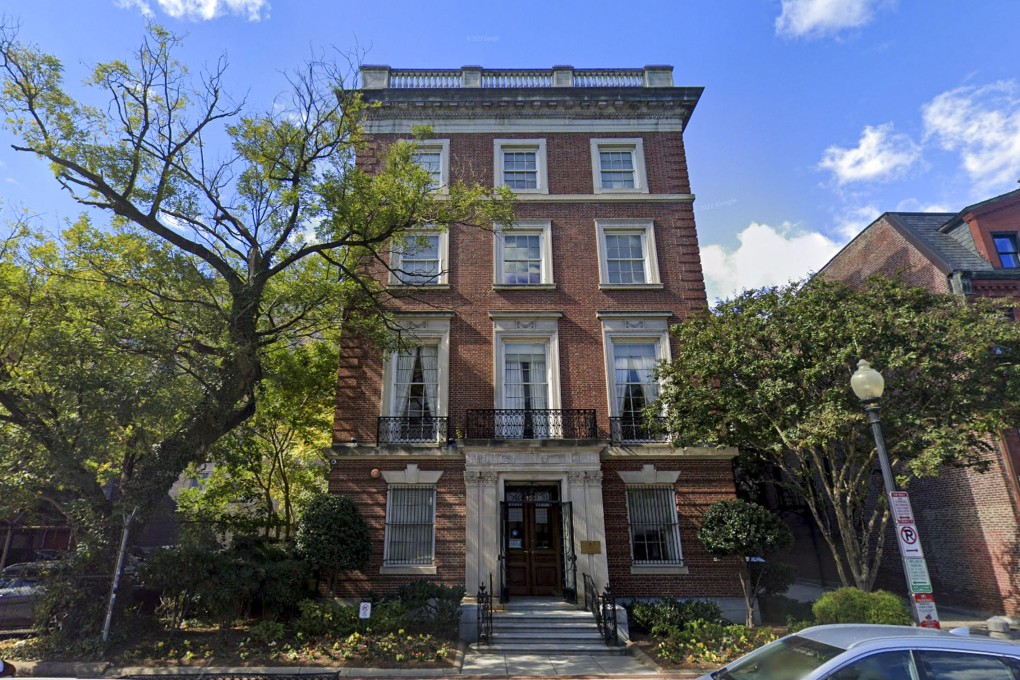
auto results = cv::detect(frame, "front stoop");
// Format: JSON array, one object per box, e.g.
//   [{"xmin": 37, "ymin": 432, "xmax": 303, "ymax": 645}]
[{"xmin": 470, "ymin": 598, "xmax": 627, "ymax": 656}]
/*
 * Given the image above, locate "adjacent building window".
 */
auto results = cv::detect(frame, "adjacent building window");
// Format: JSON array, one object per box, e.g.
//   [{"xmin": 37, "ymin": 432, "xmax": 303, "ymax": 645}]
[
  {"xmin": 391, "ymin": 231, "xmax": 448, "ymax": 285},
  {"xmin": 384, "ymin": 485, "xmax": 436, "ymax": 566},
  {"xmin": 993, "ymin": 233, "xmax": 1020, "ymax": 269},
  {"xmin": 494, "ymin": 139, "xmax": 547, "ymax": 193},
  {"xmin": 494, "ymin": 220, "xmax": 554, "ymax": 287},
  {"xmin": 625, "ymin": 486, "xmax": 683, "ymax": 565},
  {"xmin": 411, "ymin": 139, "xmax": 450, "ymax": 192},
  {"xmin": 596, "ymin": 220, "xmax": 661, "ymax": 287},
  {"xmin": 590, "ymin": 138, "xmax": 648, "ymax": 194}
]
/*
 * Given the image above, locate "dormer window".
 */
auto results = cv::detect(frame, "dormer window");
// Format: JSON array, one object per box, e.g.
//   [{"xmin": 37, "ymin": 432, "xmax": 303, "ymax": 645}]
[{"xmin": 993, "ymin": 233, "xmax": 1020, "ymax": 269}]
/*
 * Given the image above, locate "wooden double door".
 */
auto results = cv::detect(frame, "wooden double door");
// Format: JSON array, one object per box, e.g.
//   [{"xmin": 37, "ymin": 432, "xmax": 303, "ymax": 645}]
[{"xmin": 502, "ymin": 485, "xmax": 570, "ymax": 598}]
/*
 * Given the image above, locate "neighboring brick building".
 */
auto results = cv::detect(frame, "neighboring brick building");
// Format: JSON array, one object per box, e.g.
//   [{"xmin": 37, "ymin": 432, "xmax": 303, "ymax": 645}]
[
  {"xmin": 820, "ymin": 189, "xmax": 1020, "ymax": 615},
  {"xmin": 329, "ymin": 66, "xmax": 744, "ymax": 618}
]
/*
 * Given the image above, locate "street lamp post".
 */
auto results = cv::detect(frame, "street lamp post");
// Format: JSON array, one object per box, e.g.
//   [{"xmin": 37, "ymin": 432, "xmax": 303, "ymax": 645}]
[{"xmin": 850, "ymin": 359, "xmax": 940, "ymax": 627}]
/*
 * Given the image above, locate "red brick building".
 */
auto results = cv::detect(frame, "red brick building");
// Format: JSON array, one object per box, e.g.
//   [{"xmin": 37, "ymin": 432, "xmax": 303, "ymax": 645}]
[
  {"xmin": 329, "ymin": 66, "xmax": 744, "ymax": 621},
  {"xmin": 821, "ymin": 189, "xmax": 1020, "ymax": 615}
]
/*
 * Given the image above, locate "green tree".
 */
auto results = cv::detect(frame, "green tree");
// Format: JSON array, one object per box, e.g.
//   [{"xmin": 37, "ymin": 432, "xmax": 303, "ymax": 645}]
[
  {"xmin": 698, "ymin": 499, "xmax": 795, "ymax": 627},
  {"xmin": 0, "ymin": 25, "xmax": 511, "ymax": 521},
  {"xmin": 658, "ymin": 276, "xmax": 1020, "ymax": 591},
  {"xmin": 176, "ymin": 342, "xmax": 338, "ymax": 539},
  {"xmin": 296, "ymin": 494, "xmax": 371, "ymax": 594}
]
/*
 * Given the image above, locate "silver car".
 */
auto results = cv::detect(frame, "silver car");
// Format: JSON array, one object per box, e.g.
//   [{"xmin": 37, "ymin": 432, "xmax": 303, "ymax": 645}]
[
  {"xmin": 0, "ymin": 562, "xmax": 46, "ymax": 629},
  {"xmin": 697, "ymin": 624, "xmax": 1020, "ymax": 680}
]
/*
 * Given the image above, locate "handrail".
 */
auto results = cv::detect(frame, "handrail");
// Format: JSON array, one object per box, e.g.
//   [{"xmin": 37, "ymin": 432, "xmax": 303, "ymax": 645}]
[
  {"xmin": 377, "ymin": 416, "xmax": 449, "ymax": 444},
  {"xmin": 609, "ymin": 416, "xmax": 669, "ymax": 443},
  {"xmin": 465, "ymin": 409, "xmax": 598, "ymax": 439},
  {"xmin": 477, "ymin": 574, "xmax": 494, "ymax": 643},
  {"xmin": 582, "ymin": 573, "xmax": 618, "ymax": 646}
]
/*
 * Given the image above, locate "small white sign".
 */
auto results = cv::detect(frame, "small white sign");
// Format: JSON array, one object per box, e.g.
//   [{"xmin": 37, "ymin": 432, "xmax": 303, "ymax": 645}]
[
  {"xmin": 904, "ymin": 557, "xmax": 933, "ymax": 594},
  {"xmin": 896, "ymin": 524, "xmax": 925, "ymax": 558},
  {"xmin": 914, "ymin": 593, "xmax": 940, "ymax": 629},
  {"xmin": 889, "ymin": 491, "xmax": 915, "ymax": 526},
  {"xmin": 359, "ymin": 601, "xmax": 372, "ymax": 619}
]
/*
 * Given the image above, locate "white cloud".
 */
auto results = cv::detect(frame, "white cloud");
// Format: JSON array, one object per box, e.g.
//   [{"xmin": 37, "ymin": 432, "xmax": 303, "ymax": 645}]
[
  {"xmin": 833, "ymin": 204, "xmax": 881, "ymax": 239},
  {"xmin": 922, "ymin": 81, "xmax": 1020, "ymax": 192},
  {"xmin": 775, "ymin": 0, "xmax": 884, "ymax": 38},
  {"xmin": 819, "ymin": 123, "xmax": 920, "ymax": 184},
  {"xmin": 115, "ymin": 0, "xmax": 269, "ymax": 21},
  {"xmin": 701, "ymin": 222, "xmax": 841, "ymax": 302}
]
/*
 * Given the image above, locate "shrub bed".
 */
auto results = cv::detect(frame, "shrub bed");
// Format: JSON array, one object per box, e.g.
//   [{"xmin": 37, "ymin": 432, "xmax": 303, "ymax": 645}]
[
  {"xmin": 655, "ymin": 621, "xmax": 780, "ymax": 667},
  {"xmin": 812, "ymin": 587, "xmax": 912, "ymax": 625}
]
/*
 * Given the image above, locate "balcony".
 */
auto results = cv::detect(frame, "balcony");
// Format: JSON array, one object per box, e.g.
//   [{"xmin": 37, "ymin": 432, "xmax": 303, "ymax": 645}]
[
  {"xmin": 377, "ymin": 416, "xmax": 449, "ymax": 445},
  {"xmin": 465, "ymin": 409, "xmax": 598, "ymax": 440},
  {"xmin": 610, "ymin": 416, "xmax": 669, "ymax": 444}
]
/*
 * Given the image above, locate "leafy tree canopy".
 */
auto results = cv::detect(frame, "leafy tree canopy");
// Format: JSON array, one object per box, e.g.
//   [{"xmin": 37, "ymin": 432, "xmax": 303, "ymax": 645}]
[{"xmin": 659, "ymin": 276, "xmax": 1020, "ymax": 590}]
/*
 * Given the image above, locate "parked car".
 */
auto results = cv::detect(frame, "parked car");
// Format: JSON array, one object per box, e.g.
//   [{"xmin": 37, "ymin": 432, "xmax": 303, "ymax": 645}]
[
  {"xmin": 697, "ymin": 624, "xmax": 1020, "ymax": 680},
  {"xmin": 0, "ymin": 562, "xmax": 49, "ymax": 629}
]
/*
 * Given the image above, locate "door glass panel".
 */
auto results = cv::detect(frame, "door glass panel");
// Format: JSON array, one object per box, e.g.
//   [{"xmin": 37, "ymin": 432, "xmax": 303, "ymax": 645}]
[
  {"xmin": 826, "ymin": 651, "xmax": 917, "ymax": 680},
  {"xmin": 919, "ymin": 650, "xmax": 1016, "ymax": 679}
]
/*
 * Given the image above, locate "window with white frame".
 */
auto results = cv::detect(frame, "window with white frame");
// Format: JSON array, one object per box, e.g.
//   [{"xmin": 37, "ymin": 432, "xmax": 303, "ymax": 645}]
[
  {"xmin": 491, "ymin": 313, "xmax": 563, "ymax": 438},
  {"xmin": 601, "ymin": 313, "xmax": 671, "ymax": 442},
  {"xmin": 590, "ymin": 138, "xmax": 648, "ymax": 193},
  {"xmin": 596, "ymin": 220, "xmax": 660, "ymax": 287},
  {"xmin": 392, "ymin": 345, "xmax": 439, "ymax": 419},
  {"xmin": 411, "ymin": 139, "xmax": 450, "ymax": 192},
  {"xmin": 380, "ymin": 316, "xmax": 450, "ymax": 444},
  {"xmin": 384, "ymin": 485, "xmax": 436, "ymax": 566},
  {"xmin": 626, "ymin": 486, "xmax": 683, "ymax": 565},
  {"xmin": 391, "ymin": 231, "xmax": 448, "ymax": 285},
  {"xmin": 613, "ymin": 342, "xmax": 660, "ymax": 421},
  {"xmin": 494, "ymin": 139, "xmax": 547, "ymax": 193},
  {"xmin": 495, "ymin": 221, "xmax": 553, "ymax": 286}
]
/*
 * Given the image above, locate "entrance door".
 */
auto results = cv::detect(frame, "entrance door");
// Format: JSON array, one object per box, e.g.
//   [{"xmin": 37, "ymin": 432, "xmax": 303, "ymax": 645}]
[{"xmin": 503, "ymin": 486, "xmax": 563, "ymax": 597}]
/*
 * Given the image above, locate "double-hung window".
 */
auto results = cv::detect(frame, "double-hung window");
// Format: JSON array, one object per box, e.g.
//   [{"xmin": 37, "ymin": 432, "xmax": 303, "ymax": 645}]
[
  {"xmin": 590, "ymin": 138, "xmax": 648, "ymax": 194},
  {"xmin": 601, "ymin": 313, "xmax": 671, "ymax": 443},
  {"xmin": 393, "ymin": 345, "xmax": 439, "ymax": 418},
  {"xmin": 384, "ymin": 485, "xmax": 436, "ymax": 567},
  {"xmin": 411, "ymin": 139, "xmax": 450, "ymax": 192},
  {"xmin": 614, "ymin": 342, "xmax": 660, "ymax": 421},
  {"xmin": 494, "ymin": 139, "xmax": 547, "ymax": 193},
  {"xmin": 494, "ymin": 220, "xmax": 553, "ymax": 287},
  {"xmin": 626, "ymin": 486, "xmax": 683, "ymax": 566},
  {"xmin": 596, "ymin": 220, "xmax": 661, "ymax": 288},
  {"xmin": 993, "ymin": 232, "xmax": 1020, "ymax": 269},
  {"xmin": 380, "ymin": 316, "xmax": 450, "ymax": 445},
  {"xmin": 391, "ymin": 231, "xmax": 448, "ymax": 286}
]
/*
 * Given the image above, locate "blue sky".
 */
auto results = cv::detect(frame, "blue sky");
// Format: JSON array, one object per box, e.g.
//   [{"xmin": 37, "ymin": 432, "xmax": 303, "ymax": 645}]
[{"xmin": 2, "ymin": 0, "xmax": 1020, "ymax": 301}]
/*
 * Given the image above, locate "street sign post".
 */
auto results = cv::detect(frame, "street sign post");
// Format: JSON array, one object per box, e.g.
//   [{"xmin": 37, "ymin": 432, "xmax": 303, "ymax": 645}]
[{"xmin": 890, "ymin": 491, "xmax": 940, "ymax": 628}]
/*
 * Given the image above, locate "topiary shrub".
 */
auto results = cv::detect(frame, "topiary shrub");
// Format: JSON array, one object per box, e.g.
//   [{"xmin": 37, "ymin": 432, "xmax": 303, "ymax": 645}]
[
  {"xmin": 698, "ymin": 499, "xmax": 796, "ymax": 627},
  {"xmin": 295, "ymin": 494, "xmax": 371, "ymax": 593},
  {"xmin": 812, "ymin": 587, "xmax": 911, "ymax": 625}
]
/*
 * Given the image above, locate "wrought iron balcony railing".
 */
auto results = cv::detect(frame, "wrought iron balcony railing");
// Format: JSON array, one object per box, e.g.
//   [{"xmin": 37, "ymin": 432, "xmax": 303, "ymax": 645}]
[
  {"xmin": 377, "ymin": 416, "xmax": 449, "ymax": 444},
  {"xmin": 465, "ymin": 409, "xmax": 598, "ymax": 440},
  {"xmin": 609, "ymin": 416, "xmax": 669, "ymax": 444}
]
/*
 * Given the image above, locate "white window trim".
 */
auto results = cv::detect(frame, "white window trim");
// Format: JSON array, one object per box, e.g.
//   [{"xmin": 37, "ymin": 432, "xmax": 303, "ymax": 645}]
[
  {"xmin": 493, "ymin": 220, "xmax": 554, "ymax": 289},
  {"xmin": 595, "ymin": 219, "xmax": 662, "ymax": 288},
  {"xmin": 490, "ymin": 312, "xmax": 562, "ymax": 411},
  {"xmin": 380, "ymin": 315, "xmax": 451, "ymax": 420},
  {"xmin": 599, "ymin": 313, "xmax": 671, "ymax": 419},
  {"xmin": 494, "ymin": 139, "xmax": 548, "ymax": 194},
  {"xmin": 381, "ymin": 480, "xmax": 439, "ymax": 574},
  {"xmin": 619, "ymin": 465, "xmax": 686, "ymax": 575},
  {"xmin": 590, "ymin": 138, "xmax": 649, "ymax": 194},
  {"xmin": 389, "ymin": 228, "xmax": 450, "ymax": 287},
  {"xmin": 412, "ymin": 139, "xmax": 450, "ymax": 194}
]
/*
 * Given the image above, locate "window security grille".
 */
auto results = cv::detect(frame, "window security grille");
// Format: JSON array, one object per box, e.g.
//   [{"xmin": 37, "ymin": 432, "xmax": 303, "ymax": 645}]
[
  {"xmin": 626, "ymin": 486, "xmax": 683, "ymax": 565},
  {"xmin": 384, "ymin": 485, "xmax": 436, "ymax": 566}
]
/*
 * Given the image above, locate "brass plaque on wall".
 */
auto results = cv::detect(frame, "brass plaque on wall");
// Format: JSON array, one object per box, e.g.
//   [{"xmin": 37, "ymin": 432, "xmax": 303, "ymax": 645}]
[{"xmin": 579, "ymin": 540, "xmax": 602, "ymax": 554}]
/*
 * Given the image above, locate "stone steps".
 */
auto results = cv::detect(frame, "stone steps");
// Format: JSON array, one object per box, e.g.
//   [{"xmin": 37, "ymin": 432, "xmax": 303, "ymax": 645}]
[{"xmin": 471, "ymin": 598, "xmax": 627, "ymax": 656}]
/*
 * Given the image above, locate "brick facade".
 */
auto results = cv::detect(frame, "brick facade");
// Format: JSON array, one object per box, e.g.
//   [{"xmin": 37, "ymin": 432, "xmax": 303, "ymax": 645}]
[
  {"xmin": 820, "ymin": 195, "xmax": 1020, "ymax": 615},
  {"xmin": 328, "ymin": 66, "xmax": 742, "ymax": 606}
]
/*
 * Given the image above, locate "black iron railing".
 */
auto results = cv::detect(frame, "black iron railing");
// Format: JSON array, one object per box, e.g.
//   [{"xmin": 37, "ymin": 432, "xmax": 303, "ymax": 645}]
[
  {"xmin": 477, "ymin": 575, "xmax": 494, "ymax": 643},
  {"xmin": 465, "ymin": 409, "xmax": 598, "ymax": 439},
  {"xmin": 377, "ymin": 416, "xmax": 448, "ymax": 444},
  {"xmin": 609, "ymin": 416, "xmax": 669, "ymax": 443},
  {"xmin": 582, "ymin": 573, "xmax": 618, "ymax": 646},
  {"xmin": 497, "ymin": 553, "xmax": 508, "ymax": 603}
]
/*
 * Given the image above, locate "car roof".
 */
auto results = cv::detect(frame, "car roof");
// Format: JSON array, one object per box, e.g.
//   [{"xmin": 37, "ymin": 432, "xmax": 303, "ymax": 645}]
[{"xmin": 796, "ymin": 624, "xmax": 1020, "ymax": 654}]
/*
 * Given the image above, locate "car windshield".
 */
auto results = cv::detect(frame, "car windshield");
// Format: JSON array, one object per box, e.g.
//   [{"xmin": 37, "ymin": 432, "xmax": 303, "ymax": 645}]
[{"xmin": 715, "ymin": 635, "xmax": 844, "ymax": 680}]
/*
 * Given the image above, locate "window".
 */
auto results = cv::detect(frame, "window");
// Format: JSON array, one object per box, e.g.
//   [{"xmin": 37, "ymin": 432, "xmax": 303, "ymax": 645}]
[
  {"xmin": 613, "ymin": 342, "xmax": 660, "ymax": 421},
  {"xmin": 504, "ymin": 343, "xmax": 549, "ymax": 412},
  {"xmin": 626, "ymin": 486, "xmax": 682, "ymax": 565},
  {"xmin": 993, "ymin": 233, "xmax": 1020, "ymax": 269},
  {"xmin": 826, "ymin": 651, "xmax": 916, "ymax": 680},
  {"xmin": 590, "ymin": 138, "xmax": 648, "ymax": 194},
  {"xmin": 384, "ymin": 485, "xmax": 436, "ymax": 566},
  {"xmin": 390, "ymin": 231, "xmax": 448, "ymax": 285},
  {"xmin": 392, "ymin": 345, "xmax": 439, "ymax": 418},
  {"xmin": 490, "ymin": 312, "xmax": 563, "ymax": 437},
  {"xmin": 494, "ymin": 220, "xmax": 553, "ymax": 287},
  {"xmin": 596, "ymin": 220, "xmax": 661, "ymax": 288},
  {"xmin": 603, "ymin": 316, "xmax": 671, "ymax": 443},
  {"xmin": 380, "ymin": 316, "xmax": 451, "ymax": 444},
  {"xmin": 411, "ymin": 139, "xmax": 450, "ymax": 192},
  {"xmin": 494, "ymin": 139, "xmax": 547, "ymax": 193},
  {"xmin": 917, "ymin": 650, "xmax": 1018, "ymax": 680}
]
